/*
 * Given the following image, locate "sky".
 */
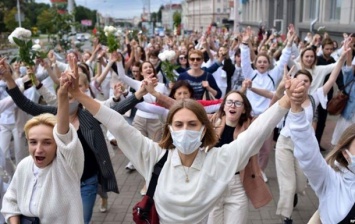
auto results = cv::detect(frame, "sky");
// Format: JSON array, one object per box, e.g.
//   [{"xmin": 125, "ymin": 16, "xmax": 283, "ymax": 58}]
[{"xmin": 35, "ymin": 0, "xmax": 182, "ymax": 18}]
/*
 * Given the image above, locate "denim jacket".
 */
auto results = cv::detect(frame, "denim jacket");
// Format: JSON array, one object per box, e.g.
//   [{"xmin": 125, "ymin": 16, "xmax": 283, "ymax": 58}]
[{"xmin": 341, "ymin": 66, "xmax": 355, "ymax": 120}]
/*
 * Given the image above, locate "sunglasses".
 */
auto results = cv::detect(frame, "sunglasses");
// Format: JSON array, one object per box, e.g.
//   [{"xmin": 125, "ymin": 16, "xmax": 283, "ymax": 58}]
[
  {"xmin": 179, "ymin": 56, "xmax": 187, "ymax": 60},
  {"xmin": 189, "ymin": 57, "xmax": 202, "ymax": 62}
]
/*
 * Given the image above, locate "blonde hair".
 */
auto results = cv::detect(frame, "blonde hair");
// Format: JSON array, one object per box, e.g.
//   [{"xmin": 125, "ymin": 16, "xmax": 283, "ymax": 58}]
[{"xmin": 24, "ymin": 113, "xmax": 57, "ymax": 138}]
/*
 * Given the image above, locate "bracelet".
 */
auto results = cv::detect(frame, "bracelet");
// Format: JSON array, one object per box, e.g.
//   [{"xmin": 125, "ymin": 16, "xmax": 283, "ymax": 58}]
[{"xmin": 35, "ymin": 83, "xmax": 43, "ymax": 90}]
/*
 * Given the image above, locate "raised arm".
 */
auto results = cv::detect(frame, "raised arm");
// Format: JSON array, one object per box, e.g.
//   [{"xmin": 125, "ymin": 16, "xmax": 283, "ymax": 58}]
[
  {"xmin": 0, "ymin": 58, "xmax": 57, "ymax": 116},
  {"xmin": 322, "ymin": 40, "xmax": 351, "ymax": 95},
  {"xmin": 240, "ymin": 35, "xmax": 255, "ymax": 79}
]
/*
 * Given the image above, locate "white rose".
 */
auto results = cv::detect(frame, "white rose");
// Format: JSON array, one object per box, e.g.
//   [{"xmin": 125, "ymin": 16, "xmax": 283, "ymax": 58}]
[
  {"xmin": 105, "ymin": 32, "xmax": 109, "ymax": 37},
  {"xmin": 8, "ymin": 34, "xmax": 15, "ymax": 44},
  {"xmin": 104, "ymin": 26, "xmax": 109, "ymax": 33},
  {"xmin": 166, "ymin": 50, "xmax": 176, "ymax": 61},
  {"xmin": 108, "ymin": 26, "xmax": 116, "ymax": 34},
  {"xmin": 158, "ymin": 52, "xmax": 167, "ymax": 61},
  {"xmin": 32, "ymin": 44, "xmax": 41, "ymax": 52}
]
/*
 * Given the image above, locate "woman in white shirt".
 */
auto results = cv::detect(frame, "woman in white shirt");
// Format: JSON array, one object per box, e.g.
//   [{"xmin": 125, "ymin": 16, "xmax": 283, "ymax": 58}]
[
  {"xmin": 66, "ymin": 65, "xmax": 308, "ymax": 223},
  {"xmin": 0, "ymin": 63, "xmax": 84, "ymax": 224}
]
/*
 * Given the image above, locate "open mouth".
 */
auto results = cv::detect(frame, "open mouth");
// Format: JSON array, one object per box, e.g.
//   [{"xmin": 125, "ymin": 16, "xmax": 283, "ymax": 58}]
[
  {"xmin": 229, "ymin": 110, "xmax": 236, "ymax": 114},
  {"xmin": 35, "ymin": 156, "xmax": 45, "ymax": 163}
]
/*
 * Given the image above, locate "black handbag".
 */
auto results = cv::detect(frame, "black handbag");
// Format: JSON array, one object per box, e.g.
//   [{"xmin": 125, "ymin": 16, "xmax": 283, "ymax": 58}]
[{"xmin": 20, "ymin": 215, "xmax": 40, "ymax": 224}]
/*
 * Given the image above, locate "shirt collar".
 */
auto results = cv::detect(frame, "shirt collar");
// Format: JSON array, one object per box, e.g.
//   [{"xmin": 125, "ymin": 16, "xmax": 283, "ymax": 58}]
[{"xmin": 171, "ymin": 148, "xmax": 205, "ymax": 171}]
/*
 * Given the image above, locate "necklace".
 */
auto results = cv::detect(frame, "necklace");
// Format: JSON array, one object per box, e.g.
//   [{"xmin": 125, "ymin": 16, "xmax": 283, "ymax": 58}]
[{"xmin": 182, "ymin": 166, "xmax": 190, "ymax": 183}]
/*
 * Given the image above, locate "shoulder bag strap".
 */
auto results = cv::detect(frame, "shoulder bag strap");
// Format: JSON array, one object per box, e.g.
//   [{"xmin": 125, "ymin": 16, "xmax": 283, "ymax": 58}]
[{"xmin": 146, "ymin": 150, "xmax": 169, "ymax": 197}]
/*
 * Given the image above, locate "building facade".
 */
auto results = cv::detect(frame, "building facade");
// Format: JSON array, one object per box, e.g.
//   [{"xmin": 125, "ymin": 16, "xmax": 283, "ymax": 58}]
[
  {"xmin": 236, "ymin": 0, "xmax": 354, "ymax": 42},
  {"xmin": 162, "ymin": 4, "xmax": 182, "ymax": 30},
  {"xmin": 182, "ymin": 0, "xmax": 231, "ymax": 32}
]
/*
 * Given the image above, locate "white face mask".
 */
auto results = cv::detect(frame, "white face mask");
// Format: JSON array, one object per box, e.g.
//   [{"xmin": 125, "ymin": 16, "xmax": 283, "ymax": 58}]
[
  {"xmin": 345, "ymin": 150, "xmax": 355, "ymax": 173},
  {"xmin": 169, "ymin": 125, "xmax": 205, "ymax": 155},
  {"xmin": 69, "ymin": 100, "xmax": 79, "ymax": 115}
]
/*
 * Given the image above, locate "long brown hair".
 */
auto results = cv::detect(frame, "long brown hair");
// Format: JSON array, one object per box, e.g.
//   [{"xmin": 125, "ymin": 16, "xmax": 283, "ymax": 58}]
[
  {"xmin": 325, "ymin": 124, "xmax": 355, "ymax": 172},
  {"xmin": 159, "ymin": 99, "xmax": 218, "ymax": 151}
]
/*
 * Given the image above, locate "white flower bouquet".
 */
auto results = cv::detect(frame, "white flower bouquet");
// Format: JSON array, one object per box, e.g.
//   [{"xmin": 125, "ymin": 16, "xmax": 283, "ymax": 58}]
[
  {"xmin": 104, "ymin": 25, "xmax": 119, "ymax": 53},
  {"xmin": 8, "ymin": 27, "xmax": 47, "ymax": 66},
  {"xmin": 158, "ymin": 50, "xmax": 179, "ymax": 82}
]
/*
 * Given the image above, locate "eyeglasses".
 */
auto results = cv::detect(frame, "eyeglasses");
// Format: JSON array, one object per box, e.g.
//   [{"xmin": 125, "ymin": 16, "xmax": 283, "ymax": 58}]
[
  {"xmin": 132, "ymin": 70, "xmax": 139, "ymax": 73},
  {"xmin": 179, "ymin": 56, "xmax": 187, "ymax": 60},
  {"xmin": 189, "ymin": 57, "xmax": 202, "ymax": 62},
  {"xmin": 225, "ymin": 100, "xmax": 244, "ymax": 107}
]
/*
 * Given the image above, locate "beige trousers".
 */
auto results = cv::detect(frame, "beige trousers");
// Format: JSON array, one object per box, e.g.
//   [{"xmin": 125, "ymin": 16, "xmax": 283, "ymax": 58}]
[{"xmin": 275, "ymin": 135, "xmax": 308, "ymax": 218}]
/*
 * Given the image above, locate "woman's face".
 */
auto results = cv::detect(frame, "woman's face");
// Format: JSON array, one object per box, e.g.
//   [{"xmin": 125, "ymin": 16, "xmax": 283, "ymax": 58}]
[
  {"xmin": 149, "ymin": 56, "xmax": 159, "ymax": 66},
  {"xmin": 78, "ymin": 77, "xmax": 89, "ymax": 93},
  {"xmin": 141, "ymin": 62, "xmax": 154, "ymax": 78},
  {"xmin": 188, "ymin": 53, "xmax": 203, "ymax": 69},
  {"xmin": 28, "ymin": 124, "xmax": 57, "ymax": 168},
  {"xmin": 234, "ymin": 55, "xmax": 241, "ymax": 65},
  {"xmin": 131, "ymin": 65, "xmax": 140, "ymax": 80},
  {"xmin": 295, "ymin": 74, "xmax": 311, "ymax": 91},
  {"xmin": 171, "ymin": 108, "xmax": 202, "ymax": 131},
  {"xmin": 223, "ymin": 93, "xmax": 245, "ymax": 123},
  {"xmin": 178, "ymin": 55, "xmax": 187, "ymax": 66},
  {"xmin": 218, "ymin": 47, "xmax": 228, "ymax": 57},
  {"xmin": 174, "ymin": 86, "xmax": 191, "ymax": 100},
  {"xmin": 255, "ymin": 55, "xmax": 270, "ymax": 74},
  {"xmin": 302, "ymin": 50, "xmax": 315, "ymax": 69}
]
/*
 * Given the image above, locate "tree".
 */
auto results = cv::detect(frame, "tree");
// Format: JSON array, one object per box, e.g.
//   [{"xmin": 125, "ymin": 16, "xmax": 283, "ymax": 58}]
[
  {"xmin": 37, "ymin": 8, "xmax": 57, "ymax": 33},
  {"xmin": 173, "ymin": 11, "xmax": 181, "ymax": 27},
  {"xmin": 75, "ymin": 6, "xmax": 97, "ymax": 30},
  {"xmin": 4, "ymin": 7, "xmax": 31, "ymax": 31},
  {"xmin": 157, "ymin": 5, "xmax": 164, "ymax": 22}
]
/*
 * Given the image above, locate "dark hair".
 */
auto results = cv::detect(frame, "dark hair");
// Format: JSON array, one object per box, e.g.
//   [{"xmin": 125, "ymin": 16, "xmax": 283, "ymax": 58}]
[
  {"xmin": 168, "ymin": 80, "xmax": 194, "ymax": 99},
  {"xmin": 234, "ymin": 48, "xmax": 241, "ymax": 57},
  {"xmin": 139, "ymin": 61, "xmax": 157, "ymax": 80},
  {"xmin": 217, "ymin": 90, "xmax": 253, "ymax": 126},
  {"xmin": 148, "ymin": 49, "xmax": 160, "ymax": 58},
  {"xmin": 322, "ymin": 38, "xmax": 334, "ymax": 47},
  {"xmin": 137, "ymin": 46, "xmax": 146, "ymax": 61},
  {"xmin": 294, "ymin": 69, "xmax": 313, "ymax": 83},
  {"xmin": 176, "ymin": 54, "xmax": 189, "ymax": 67}
]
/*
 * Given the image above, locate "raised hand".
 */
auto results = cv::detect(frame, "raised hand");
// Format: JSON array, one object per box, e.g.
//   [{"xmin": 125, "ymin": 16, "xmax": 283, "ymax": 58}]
[
  {"xmin": 113, "ymin": 81, "xmax": 124, "ymax": 99},
  {"xmin": 0, "ymin": 58, "xmax": 12, "ymax": 81},
  {"xmin": 285, "ymin": 77, "xmax": 307, "ymax": 107},
  {"xmin": 58, "ymin": 71, "xmax": 72, "ymax": 95},
  {"xmin": 67, "ymin": 55, "xmax": 79, "ymax": 93}
]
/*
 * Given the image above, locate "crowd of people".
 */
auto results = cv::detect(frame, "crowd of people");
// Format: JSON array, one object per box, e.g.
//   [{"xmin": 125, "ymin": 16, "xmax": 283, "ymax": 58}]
[{"xmin": 0, "ymin": 24, "xmax": 354, "ymax": 224}]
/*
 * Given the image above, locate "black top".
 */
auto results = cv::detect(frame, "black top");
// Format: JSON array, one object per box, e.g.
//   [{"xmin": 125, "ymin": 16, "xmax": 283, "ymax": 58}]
[
  {"xmin": 339, "ymin": 202, "xmax": 355, "ymax": 223},
  {"xmin": 77, "ymin": 128, "xmax": 99, "ymax": 182},
  {"xmin": 215, "ymin": 125, "xmax": 235, "ymax": 147},
  {"xmin": 317, "ymin": 55, "xmax": 344, "ymax": 91}
]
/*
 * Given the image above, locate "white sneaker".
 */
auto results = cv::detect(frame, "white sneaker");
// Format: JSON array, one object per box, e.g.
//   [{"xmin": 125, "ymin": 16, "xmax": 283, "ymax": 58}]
[
  {"xmin": 261, "ymin": 171, "xmax": 268, "ymax": 182},
  {"xmin": 125, "ymin": 162, "xmax": 136, "ymax": 171}
]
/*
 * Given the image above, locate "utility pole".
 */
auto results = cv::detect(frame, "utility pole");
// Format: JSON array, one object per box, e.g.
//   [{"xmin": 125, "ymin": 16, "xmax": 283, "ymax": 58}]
[
  {"xmin": 68, "ymin": 0, "xmax": 76, "ymax": 33},
  {"xmin": 16, "ymin": 0, "xmax": 21, "ymax": 27}
]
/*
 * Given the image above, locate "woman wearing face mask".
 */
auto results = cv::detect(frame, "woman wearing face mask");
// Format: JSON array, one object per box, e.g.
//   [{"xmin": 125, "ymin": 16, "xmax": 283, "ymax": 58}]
[
  {"xmin": 288, "ymin": 87, "xmax": 355, "ymax": 224},
  {"xmin": 2, "ymin": 57, "xmax": 147, "ymax": 224},
  {"xmin": 207, "ymin": 90, "xmax": 272, "ymax": 224},
  {"xmin": 0, "ymin": 63, "xmax": 85, "ymax": 223},
  {"xmin": 66, "ymin": 61, "xmax": 307, "ymax": 223},
  {"xmin": 274, "ymin": 44, "xmax": 350, "ymax": 224}
]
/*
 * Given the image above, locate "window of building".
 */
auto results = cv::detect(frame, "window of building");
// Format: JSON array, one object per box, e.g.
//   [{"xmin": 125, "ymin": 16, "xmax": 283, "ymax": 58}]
[
  {"xmin": 329, "ymin": 0, "xmax": 342, "ymax": 21},
  {"xmin": 223, "ymin": 8, "xmax": 228, "ymax": 13},
  {"xmin": 217, "ymin": 8, "xmax": 221, "ymax": 13},
  {"xmin": 217, "ymin": 0, "xmax": 221, "ymax": 2},
  {"xmin": 308, "ymin": 0, "xmax": 316, "ymax": 19}
]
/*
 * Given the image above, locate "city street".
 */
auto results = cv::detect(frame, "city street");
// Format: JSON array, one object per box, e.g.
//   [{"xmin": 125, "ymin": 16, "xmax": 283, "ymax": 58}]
[{"xmin": 89, "ymin": 116, "xmax": 338, "ymax": 224}]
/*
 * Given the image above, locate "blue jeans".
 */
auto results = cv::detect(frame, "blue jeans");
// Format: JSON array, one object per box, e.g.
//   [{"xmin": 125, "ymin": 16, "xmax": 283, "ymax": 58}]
[{"xmin": 81, "ymin": 174, "xmax": 98, "ymax": 224}]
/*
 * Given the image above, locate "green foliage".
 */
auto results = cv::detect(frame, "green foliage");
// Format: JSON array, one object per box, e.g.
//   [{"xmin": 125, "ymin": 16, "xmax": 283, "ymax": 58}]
[
  {"xmin": 173, "ymin": 11, "xmax": 181, "ymax": 27},
  {"xmin": 161, "ymin": 60, "xmax": 179, "ymax": 82},
  {"xmin": 11, "ymin": 37, "xmax": 47, "ymax": 66},
  {"xmin": 37, "ymin": 8, "xmax": 57, "ymax": 33},
  {"xmin": 107, "ymin": 33, "xmax": 119, "ymax": 53},
  {"xmin": 97, "ymin": 27, "xmax": 108, "ymax": 45}
]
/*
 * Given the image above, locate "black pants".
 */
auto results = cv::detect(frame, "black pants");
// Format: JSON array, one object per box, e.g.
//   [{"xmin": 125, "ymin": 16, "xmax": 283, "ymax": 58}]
[{"xmin": 315, "ymin": 85, "xmax": 334, "ymax": 145}]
